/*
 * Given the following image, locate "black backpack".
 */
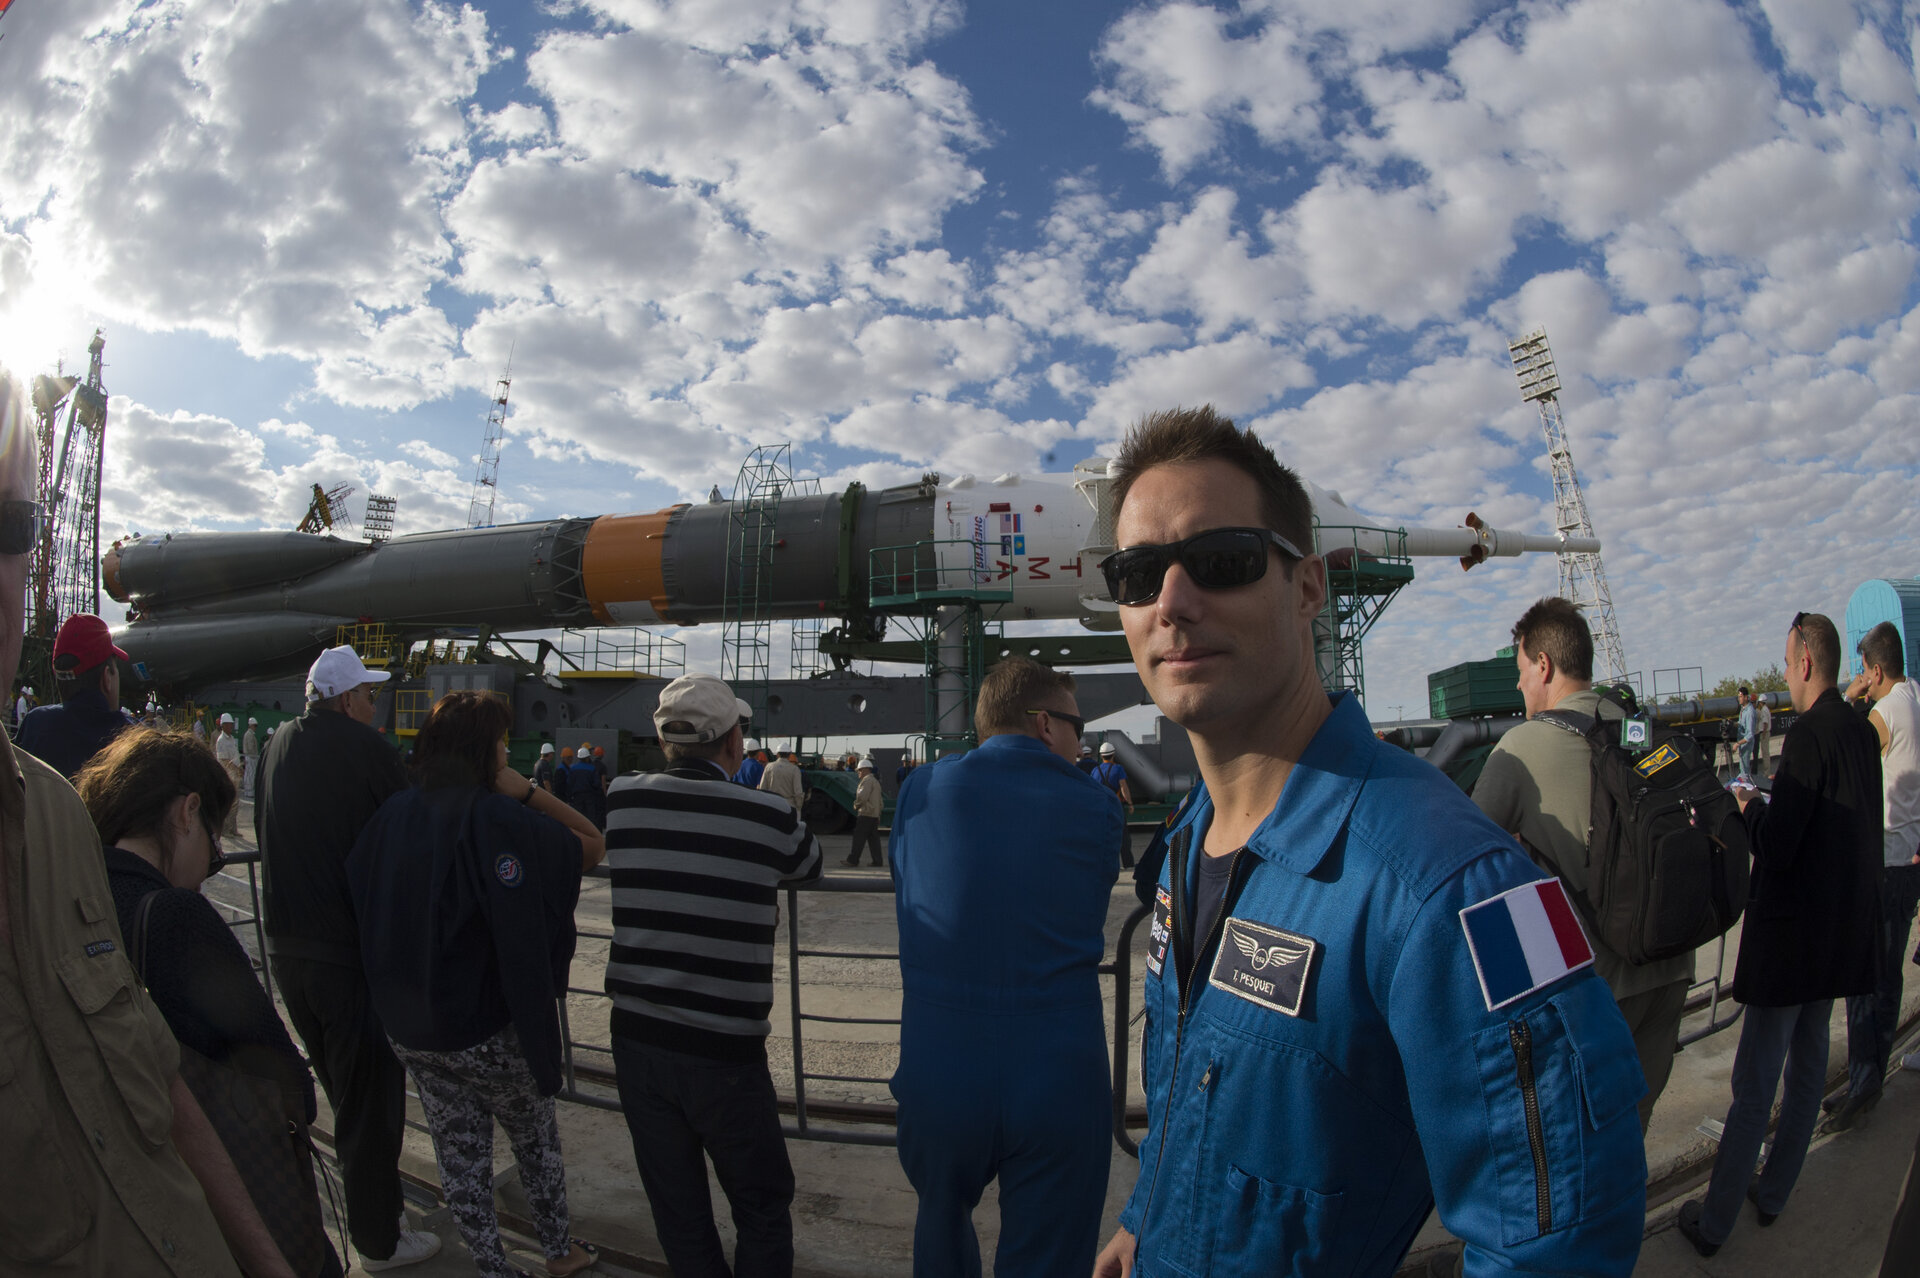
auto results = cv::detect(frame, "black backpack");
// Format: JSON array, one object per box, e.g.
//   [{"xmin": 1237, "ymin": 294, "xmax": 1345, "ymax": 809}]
[{"xmin": 1535, "ymin": 692, "xmax": 1750, "ymax": 964}]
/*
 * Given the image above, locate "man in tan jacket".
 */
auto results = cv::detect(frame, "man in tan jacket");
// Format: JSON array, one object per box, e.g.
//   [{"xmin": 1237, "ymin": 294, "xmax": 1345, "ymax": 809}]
[{"xmin": 845, "ymin": 758, "xmax": 885, "ymax": 867}]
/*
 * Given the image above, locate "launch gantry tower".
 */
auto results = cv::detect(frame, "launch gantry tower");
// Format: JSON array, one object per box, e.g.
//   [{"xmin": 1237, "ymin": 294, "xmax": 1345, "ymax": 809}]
[
  {"xmin": 1508, "ymin": 328, "xmax": 1629, "ymax": 685},
  {"xmin": 27, "ymin": 330, "xmax": 109, "ymax": 633},
  {"xmin": 467, "ymin": 366, "xmax": 510, "ymax": 529}
]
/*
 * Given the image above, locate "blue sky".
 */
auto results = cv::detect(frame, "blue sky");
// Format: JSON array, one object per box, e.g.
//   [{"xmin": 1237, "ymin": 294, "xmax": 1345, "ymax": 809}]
[{"xmin": 2, "ymin": 0, "xmax": 1917, "ymax": 725}]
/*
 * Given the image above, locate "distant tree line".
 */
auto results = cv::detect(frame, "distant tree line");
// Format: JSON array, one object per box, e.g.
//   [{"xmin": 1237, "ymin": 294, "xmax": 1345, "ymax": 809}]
[{"xmin": 1663, "ymin": 664, "xmax": 1788, "ymax": 705}]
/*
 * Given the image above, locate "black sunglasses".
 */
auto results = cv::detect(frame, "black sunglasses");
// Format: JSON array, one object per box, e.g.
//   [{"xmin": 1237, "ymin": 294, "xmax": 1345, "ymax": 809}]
[
  {"xmin": 1099, "ymin": 526, "xmax": 1305, "ymax": 607},
  {"xmin": 0, "ymin": 500, "xmax": 44, "ymax": 555},
  {"xmin": 1026, "ymin": 707, "xmax": 1086, "ymax": 735}
]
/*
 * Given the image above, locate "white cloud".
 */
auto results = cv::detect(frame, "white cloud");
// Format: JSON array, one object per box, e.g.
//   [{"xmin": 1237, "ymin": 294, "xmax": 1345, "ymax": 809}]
[
  {"xmin": 1091, "ymin": 3, "xmax": 1322, "ymax": 180},
  {"xmin": 0, "ymin": 0, "xmax": 492, "ymax": 402},
  {"xmin": 526, "ymin": 22, "xmax": 984, "ymax": 264}
]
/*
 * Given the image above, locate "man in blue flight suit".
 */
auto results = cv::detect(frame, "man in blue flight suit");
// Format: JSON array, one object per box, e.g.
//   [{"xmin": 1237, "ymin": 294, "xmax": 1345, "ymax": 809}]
[
  {"xmin": 1093, "ymin": 407, "xmax": 1647, "ymax": 1278},
  {"xmin": 15, "ymin": 612, "xmax": 134, "ymax": 778},
  {"xmin": 890, "ymin": 655, "xmax": 1123, "ymax": 1278}
]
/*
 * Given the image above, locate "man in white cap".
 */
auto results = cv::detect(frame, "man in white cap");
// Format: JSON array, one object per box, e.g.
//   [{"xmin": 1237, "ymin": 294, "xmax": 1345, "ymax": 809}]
[
  {"xmin": 604, "ymin": 675, "xmax": 821, "ymax": 1276},
  {"xmin": 240, "ymin": 716, "xmax": 260, "ymax": 799},
  {"xmin": 845, "ymin": 758, "xmax": 885, "ymax": 867},
  {"xmin": 213, "ymin": 714, "xmax": 243, "ymax": 836},
  {"xmin": 254, "ymin": 646, "xmax": 440, "ymax": 1270},
  {"xmin": 757, "ymin": 741, "xmax": 806, "ymax": 813}
]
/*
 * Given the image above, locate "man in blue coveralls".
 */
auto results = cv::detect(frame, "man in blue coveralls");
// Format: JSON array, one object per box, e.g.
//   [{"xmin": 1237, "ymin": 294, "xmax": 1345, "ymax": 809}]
[
  {"xmin": 1093, "ymin": 407, "xmax": 1647, "ymax": 1278},
  {"xmin": 890, "ymin": 655, "xmax": 1123, "ymax": 1278}
]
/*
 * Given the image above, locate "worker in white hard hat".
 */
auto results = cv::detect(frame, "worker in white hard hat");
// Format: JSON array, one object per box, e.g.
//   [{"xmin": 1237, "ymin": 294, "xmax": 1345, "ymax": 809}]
[
  {"xmin": 241, "ymin": 715, "xmax": 262, "ymax": 799},
  {"xmin": 845, "ymin": 758, "xmax": 884, "ymax": 867},
  {"xmin": 733, "ymin": 737, "xmax": 768, "ymax": 788},
  {"xmin": 213, "ymin": 714, "xmax": 243, "ymax": 835},
  {"xmin": 1091, "ymin": 741, "xmax": 1135, "ymax": 869},
  {"xmin": 757, "ymin": 742, "xmax": 804, "ymax": 811},
  {"xmin": 534, "ymin": 741, "xmax": 561, "ymax": 796}
]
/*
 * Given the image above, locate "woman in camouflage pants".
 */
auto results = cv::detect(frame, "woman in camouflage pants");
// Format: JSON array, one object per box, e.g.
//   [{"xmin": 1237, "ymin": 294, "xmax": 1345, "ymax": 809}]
[{"xmin": 348, "ymin": 692, "xmax": 607, "ymax": 1278}]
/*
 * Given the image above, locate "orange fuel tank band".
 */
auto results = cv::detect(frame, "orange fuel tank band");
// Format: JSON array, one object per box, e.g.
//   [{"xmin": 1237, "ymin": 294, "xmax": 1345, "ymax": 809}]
[
  {"xmin": 580, "ymin": 507, "xmax": 683, "ymax": 625},
  {"xmin": 101, "ymin": 545, "xmax": 126, "ymax": 602}
]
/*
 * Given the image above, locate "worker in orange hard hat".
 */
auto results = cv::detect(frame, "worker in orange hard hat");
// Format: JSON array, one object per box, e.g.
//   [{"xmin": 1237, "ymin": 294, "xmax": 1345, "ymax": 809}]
[{"xmin": 592, "ymin": 745, "xmax": 612, "ymax": 789}]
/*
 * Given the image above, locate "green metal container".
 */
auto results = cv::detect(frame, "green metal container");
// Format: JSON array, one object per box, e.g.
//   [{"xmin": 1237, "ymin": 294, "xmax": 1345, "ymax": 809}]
[{"xmin": 1428, "ymin": 658, "xmax": 1523, "ymax": 720}]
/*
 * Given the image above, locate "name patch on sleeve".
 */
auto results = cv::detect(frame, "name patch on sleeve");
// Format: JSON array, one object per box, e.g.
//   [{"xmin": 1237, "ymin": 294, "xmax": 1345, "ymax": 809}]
[
  {"xmin": 1146, "ymin": 885, "xmax": 1172, "ymax": 977},
  {"xmin": 1459, "ymin": 878, "xmax": 1595, "ymax": 1012},
  {"xmin": 1207, "ymin": 917, "xmax": 1317, "ymax": 1016},
  {"xmin": 85, "ymin": 939, "xmax": 116, "ymax": 958}
]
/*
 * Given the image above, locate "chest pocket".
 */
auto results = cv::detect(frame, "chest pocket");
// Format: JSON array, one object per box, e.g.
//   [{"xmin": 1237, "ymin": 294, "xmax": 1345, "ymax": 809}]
[
  {"xmin": 55, "ymin": 947, "xmax": 176, "ymax": 1148},
  {"xmin": 0, "ymin": 987, "xmax": 100, "ymax": 1263}
]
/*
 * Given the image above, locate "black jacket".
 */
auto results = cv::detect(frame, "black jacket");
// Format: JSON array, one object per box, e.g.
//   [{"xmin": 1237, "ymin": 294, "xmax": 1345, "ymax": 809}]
[
  {"xmin": 105, "ymin": 848, "xmax": 316, "ymax": 1121},
  {"xmin": 346, "ymin": 787, "xmax": 583, "ymax": 1094},
  {"xmin": 1733, "ymin": 687, "xmax": 1882, "ymax": 1006},
  {"xmin": 254, "ymin": 706, "xmax": 409, "ymax": 965},
  {"xmin": 15, "ymin": 687, "xmax": 132, "ymax": 779}
]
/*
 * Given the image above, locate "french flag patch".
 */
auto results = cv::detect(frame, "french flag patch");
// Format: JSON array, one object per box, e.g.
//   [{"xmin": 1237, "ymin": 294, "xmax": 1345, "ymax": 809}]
[{"xmin": 1459, "ymin": 879, "xmax": 1595, "ymax": 1012}]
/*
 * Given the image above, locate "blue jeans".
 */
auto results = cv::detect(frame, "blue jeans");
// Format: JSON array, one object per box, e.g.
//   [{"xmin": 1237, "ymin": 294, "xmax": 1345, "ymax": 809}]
[
  {"xmin": 1845, "ymin": 863, "xmax": 1920, "ymax": 1098},
  {"xmin": 1699, "ymin": 1001, "xmax": 1833, "ymax": 1242},
  {"xmin": 1737, "ymin": 743, "xmax": 1757, "ymax": 778}
]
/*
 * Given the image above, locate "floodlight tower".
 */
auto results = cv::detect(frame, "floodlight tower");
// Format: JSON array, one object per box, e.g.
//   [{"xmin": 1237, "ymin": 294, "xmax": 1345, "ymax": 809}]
[
  {"xmin": 1508, "ymin": 327, "xmax": 1628, "ymax": 685},
  {"xmin": 1505, "ymin": 333, "xmax": 1628, "ymax": 683}
]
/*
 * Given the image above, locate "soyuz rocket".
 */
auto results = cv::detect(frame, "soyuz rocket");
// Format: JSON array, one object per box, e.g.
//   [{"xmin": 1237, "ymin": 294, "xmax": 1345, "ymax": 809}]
[{"xmin": 105, "ymin": 463, "xmax": 1596, "ymax": 688}]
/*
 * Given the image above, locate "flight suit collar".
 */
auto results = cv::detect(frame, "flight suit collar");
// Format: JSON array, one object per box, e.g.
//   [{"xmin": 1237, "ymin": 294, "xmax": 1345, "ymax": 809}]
[{"xmin": 1177, "ymin": 691, "xmax": 1371, "ymax": 877}]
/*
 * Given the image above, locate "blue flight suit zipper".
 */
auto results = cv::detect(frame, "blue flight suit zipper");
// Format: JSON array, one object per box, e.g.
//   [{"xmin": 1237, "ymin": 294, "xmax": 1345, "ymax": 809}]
[{"xmin": 1138, "ymin": 828, "xmax": 1250, "ymax": 1262}]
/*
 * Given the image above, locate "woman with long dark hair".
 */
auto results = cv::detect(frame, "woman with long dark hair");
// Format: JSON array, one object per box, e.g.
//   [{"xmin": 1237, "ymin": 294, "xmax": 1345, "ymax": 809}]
[
  {"xmin": 77, "ymin": 727, "xmax": 338, "ymax": 1278},
  {"xmin": 346, "ymin": 691, "xmax": 603, "ymax": 1278}
]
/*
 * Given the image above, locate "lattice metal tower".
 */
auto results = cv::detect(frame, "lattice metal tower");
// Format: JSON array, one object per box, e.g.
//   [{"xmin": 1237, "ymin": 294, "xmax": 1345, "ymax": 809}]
[
  {"xmin": 784, "ymin": 475, "xmax": 826, "ymax": 681},
  {"xmin": 40, "ymin": 329, "xmax": 109, "ymax": 626},
  {"xmin": 1508, "ymin": 328, "xmax": 1628, "ymax": 684},
  {"xmin": 297, "ymin": 482, "xmax": 356, "ymax": 535},
  {"xmin": 363, "ymin": 493, "xmax": 397, "ymax": 543},
  {"xmin": 467, "ymin": 365, "xmax": 511, "ymax": 529},
  {"xmin": 721, "ymin": 445, "xmax": 792, "ymax": 728}
]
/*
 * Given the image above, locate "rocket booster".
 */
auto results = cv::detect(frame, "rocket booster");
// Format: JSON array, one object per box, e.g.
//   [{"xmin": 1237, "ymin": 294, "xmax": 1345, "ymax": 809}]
[{"xmin": 106, "ymin": 466, "xmax": 1596, "ymax": 686}]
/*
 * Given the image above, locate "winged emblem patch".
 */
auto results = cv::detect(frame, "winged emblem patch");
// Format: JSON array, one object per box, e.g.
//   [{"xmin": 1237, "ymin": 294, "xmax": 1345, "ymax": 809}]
[
  {"xmin": 1209, "ymin": 916, "xmax": 1318, "ymax": 1017},
  {"xmin": 1233, "ymin": 930, "xmax": 1310, "ymax": 971}
]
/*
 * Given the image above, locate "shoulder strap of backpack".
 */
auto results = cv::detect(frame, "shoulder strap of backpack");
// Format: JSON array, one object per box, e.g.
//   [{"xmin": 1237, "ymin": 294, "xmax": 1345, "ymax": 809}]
[
  {"xmin": 129, "ymin": 889, "xmax": 163, "ymax": 988},
  {"xmin": 1533, "ymin": 708, "xmax": 1598, "ymax": 738}
]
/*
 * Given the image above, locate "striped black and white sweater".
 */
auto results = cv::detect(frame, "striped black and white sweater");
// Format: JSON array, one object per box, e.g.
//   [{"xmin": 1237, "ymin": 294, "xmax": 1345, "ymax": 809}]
[{"xmin": 603, "ymin": 759, "xmax": 822, "ymax": 1060}]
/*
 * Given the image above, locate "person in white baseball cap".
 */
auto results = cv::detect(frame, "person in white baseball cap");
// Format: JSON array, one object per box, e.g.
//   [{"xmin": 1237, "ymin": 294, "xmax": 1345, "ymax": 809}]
[
  {"xmin": 306, "ymin": 645, "xmax": 392, "ymax": 717},
  {"xmin": 255, "ymin": 645, "xmax": 434, "ymax": 1270},
  {"xmin": 652, "ymin": 673, "xmax": 752, "ymax": 743},
  {"xmin": 605, "ymin": 678, "xmax": 821, "ymax": 1272}
]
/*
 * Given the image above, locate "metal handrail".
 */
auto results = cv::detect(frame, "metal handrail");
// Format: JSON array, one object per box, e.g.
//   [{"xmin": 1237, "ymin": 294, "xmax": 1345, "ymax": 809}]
[
  {"xmin": 1678, "ymin": 932, "xmax": 1744, "ymax": 1048},
  {"xmin": 228, "ymin": 847, "xmax": 1748, "ymax": 1162},
  {"xmin": 206, "ymin": 848, "xmax": 274, "ymax": 1003}
]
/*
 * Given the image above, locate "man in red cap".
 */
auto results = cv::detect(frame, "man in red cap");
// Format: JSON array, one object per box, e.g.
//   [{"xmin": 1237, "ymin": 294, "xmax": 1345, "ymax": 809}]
[{"xmin": 16, "ymin": 612, "xmax": 134, "ymax": 778}]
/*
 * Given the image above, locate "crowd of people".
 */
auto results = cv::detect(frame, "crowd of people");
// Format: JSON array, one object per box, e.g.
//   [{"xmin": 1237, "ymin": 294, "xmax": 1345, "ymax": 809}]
[{"xmin": 4, "ymin": 363, "xmax": 1918, "ymax": 1278}]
